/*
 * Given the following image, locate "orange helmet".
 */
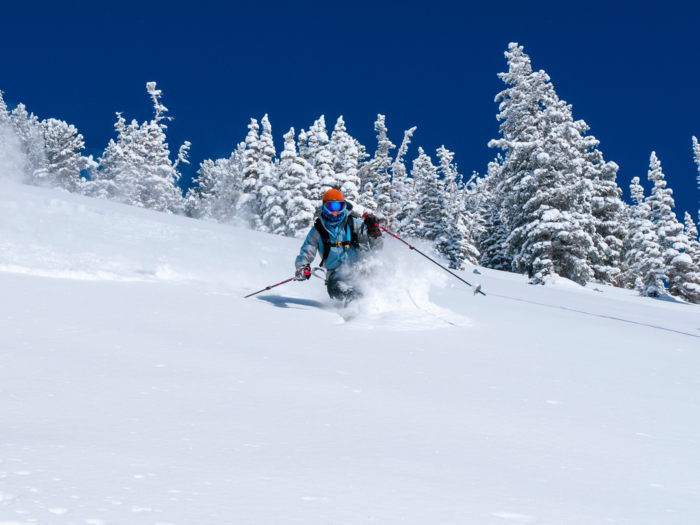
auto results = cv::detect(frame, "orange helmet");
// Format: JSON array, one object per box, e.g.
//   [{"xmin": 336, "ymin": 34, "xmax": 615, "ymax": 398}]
[{"xmin": 322, "ymin": 189, "xmax": 345, "ymax": 202}]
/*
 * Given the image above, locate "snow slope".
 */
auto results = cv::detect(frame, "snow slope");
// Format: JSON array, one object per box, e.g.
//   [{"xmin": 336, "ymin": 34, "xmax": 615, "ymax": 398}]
[{"xmin": 1, "ymin": 180, "xmax": 699, "ymax": 525}]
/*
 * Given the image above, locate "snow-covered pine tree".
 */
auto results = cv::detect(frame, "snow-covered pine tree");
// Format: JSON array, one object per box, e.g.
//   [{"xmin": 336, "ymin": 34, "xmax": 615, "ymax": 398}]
[
  {"xmin": 352, "ymin": 135, "xmax": 375, "ymax": 212},
  {"xmin": 258, "ymin": 114, "xmax": 275, "ymax": 165},
  {"xmin": 624, "ymin": 171, "xmax": 666, "ymax": 296},
  {"xmin": 400, "ymin": 148, "xmax": 429, "ymax": 237},
  {"xmin": 328, "ymin": 116, "xmax": 362, "ymax": 203},
  {"xmin": 92, "ymin": 83, "xmax": 188, "ymax": 213},
  {"xmin": 488, "ymin": 42, "xmax": 596, "ymax": 286},
  {"xmin": 685, "ymin": 212, "xmax": 700, "ymax": 267},
  {"xmin": 0, "ymin": 92, "xmax": 8, "ymax": 154},
  {"xmin": 304, "ymin": 116, "xmax": 335, "ymax": 196},
  {"xmin": 185, "ymin": 143, "xmax": 245, "ymax": 223},
  {"xmin": 0, "ymin": 91, "xmax": 9, "ymax": 127},
  {"xmin": 693, "ymin": 136, "xmax": 700, "ymax": 223},
  {"xmin": 40, "ymin": 118, "xmax": 95, "ymax": 194},
  {"xmin": 581, "ymin": 139, "xmax": 626, "ymax": 284},
  {"xmin": 273, "ymin": 129, "xmax": 298, "ymax": 236},
  {"xmin": 436, "ymin": 144, "xmax": 460, "ymax": 266},
  {"xmin": 447, "ymin": 185, "xmax": 481, "ymax": 268},
  {"xmin": 262, "ymin": 168, "xmax": 289, "ymax": 234},
  {"xmin": 463, "ymin": 176, "xmax": 484, "ymax": 266},
  {"xmin": 633, "ymin": 225, "xmax": 666, "ymax": 297},
  {"xmin": 256, "ymin": 114, "xmax": 286, "ymax": 234},
  {"xmin": 280, "ymin": 128, "xmax": 316, "ymax": 238},
  {"xmin": 10, "ymin": 103, "xmax": 47, "ymax": 185},
  {"xmin": 477, "ymin": 159, "xmax": 510, "ymax": 270},
  {"xmin": 368, "ymin": 115, "xmax": 396, "ymax": 221},
  {"xmin": 240, "ymin": 118, "xmax": 262, "ymax": 228},
  {"xmin": 114, "ymin": 122, "xmax": 145, "ymax": 204},
  {"xmin": 478, "ymin": 202, "xmax": 509, "ymax": 270},
  {"xmin": 619, "ymin": 177, "xmax": 647, "ymax": 288},
  {"xmin": 668, "ymin": 212, "xmax": 700, "ymax": 303},
  {"xmin": 439, "ymin": 212, "xmax": 468, "ymax": 268},
  {"xmin": 296, "ymin": 126, "xmax": 323, "ymax": 208},
  {"xmin": 314, "ymin": 123, "xmax": 336, "ymax": 196},
  {"xmin": 406, "ymin": 148, "xmax": 451, "ymax": 254},
  {"xmin": 186, "ymin": 160, "xmax": 217, "ymax": 220},
  {"xmin": 387, "ymin": 126, "xmax": 416, "ymax": 231},
  {"xmin": 437, "ymin": 146, "xmax": 468, "ymax": 227},
  {"xmin": 357, "ymin": 178, "xmax": 378, "ymax": 213},
  {"xmin": 645, "ymin": 152, "xmax": 693, "ymax": 299},
  {"xmin": 124, "ymin": 82, "xmax": 186, "ymax": 213},
  {"xmin": 297, "ymin": 128, "xmax": 309, "ymax": 161},
  {"xmin": 0, "ymin": 90, "xmax": 26, "ymax": 180},
  {"xmin": 646, "ymin": 152, "xmax": 683, "ymax": 247},
  {"xmin": 90, "ymin": 113, "xmax": 132, "ymax": 201},
  {"xmin": 436, "ymin": 146, "xmax": 479, "ymax": 267},
  {"xmin": 394, "ymin": 136, "xmax": 422, "ymax": 235},
  {"xmin": 0, "ymin": 92, "xmax": 9, "ymax": 171}
]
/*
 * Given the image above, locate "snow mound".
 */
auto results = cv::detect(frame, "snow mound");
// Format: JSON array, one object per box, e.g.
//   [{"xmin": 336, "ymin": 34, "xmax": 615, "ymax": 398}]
[{"xmin": 539, "ymin": 273, "xmax": 585, "ymax": 289}]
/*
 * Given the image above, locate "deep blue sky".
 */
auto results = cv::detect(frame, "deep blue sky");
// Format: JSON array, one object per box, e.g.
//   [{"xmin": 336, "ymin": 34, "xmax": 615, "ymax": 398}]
[{"xmin": 2, "ymin": 0, "xmax": 699, "ymax": 220}]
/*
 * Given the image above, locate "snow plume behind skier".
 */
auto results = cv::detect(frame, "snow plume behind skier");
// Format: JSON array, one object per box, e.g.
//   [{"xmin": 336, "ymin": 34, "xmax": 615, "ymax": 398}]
[{"xmin": 336, "ymin": 238, "xmax": 472, "ymax": 329}]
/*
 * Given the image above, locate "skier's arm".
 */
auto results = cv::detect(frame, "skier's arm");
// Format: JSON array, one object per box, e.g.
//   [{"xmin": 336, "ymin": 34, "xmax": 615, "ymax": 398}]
[
  {"xmin": 354, "ymin": 218, "xmax": 384, "ymax": 251},
  {"xmin": 295, "ymin": 227, "xmax": 321, "ymax": 269},
  {"xmin": 368, "ymin": 229, "xmax": 384, "ymax": 250},
  {"xmin": 369, "ymin": 232, "xmax": 384, "ymax": 250}
]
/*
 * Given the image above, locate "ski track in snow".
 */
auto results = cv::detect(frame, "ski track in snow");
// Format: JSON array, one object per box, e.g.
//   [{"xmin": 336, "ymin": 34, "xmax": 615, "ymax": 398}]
[
  {"xmin": 489, "ymin": 293, "xmax": 700, "ymax": 339},
  {"xmin": 1, "ymin": 180, "xmax": 700, "ymax": 525}
]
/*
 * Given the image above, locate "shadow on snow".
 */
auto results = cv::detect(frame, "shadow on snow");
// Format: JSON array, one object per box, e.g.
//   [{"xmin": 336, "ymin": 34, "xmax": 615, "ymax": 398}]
[{"xmin": 256, "ymin": 295, "xmax": 327, "ymax": 310}]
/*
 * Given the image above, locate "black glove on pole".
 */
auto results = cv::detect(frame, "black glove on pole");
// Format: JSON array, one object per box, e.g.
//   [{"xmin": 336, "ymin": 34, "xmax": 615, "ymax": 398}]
[{"xmin": 363, "ymin": 215, "xmax": 382, "ymax": 238}]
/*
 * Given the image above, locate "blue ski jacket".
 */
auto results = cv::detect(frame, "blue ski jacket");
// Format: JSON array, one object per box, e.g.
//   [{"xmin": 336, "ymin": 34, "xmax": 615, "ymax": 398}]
[{"xmin": 295, "ymin": 212, "xmax": 383, "ymax": 271}]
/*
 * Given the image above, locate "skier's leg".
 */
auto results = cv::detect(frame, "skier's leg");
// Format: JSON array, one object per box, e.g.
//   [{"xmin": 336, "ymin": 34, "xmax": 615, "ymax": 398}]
[
  {"xmin": 326, "ymin": 269, "xmax": 345, "ymax": 301},
  {"xmin": 326, "ymin": 266, "xmax": 362, "ymax": 303}
]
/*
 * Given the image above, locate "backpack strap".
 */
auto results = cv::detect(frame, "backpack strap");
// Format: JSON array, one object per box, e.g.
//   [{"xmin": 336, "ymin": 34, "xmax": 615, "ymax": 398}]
[
  {"xmin": 314, "ymin": 218, "xmax": 331, "ymax": 268},
  {"xmin": 349, "ymin": 218, "xmax": 359, "ymax": 248}
]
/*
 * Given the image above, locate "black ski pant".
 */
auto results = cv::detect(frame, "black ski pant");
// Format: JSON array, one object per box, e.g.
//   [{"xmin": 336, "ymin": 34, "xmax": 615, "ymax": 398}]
[{"xmin": 326, "ymin": 265, "xmax": 363, "ymax": 303}]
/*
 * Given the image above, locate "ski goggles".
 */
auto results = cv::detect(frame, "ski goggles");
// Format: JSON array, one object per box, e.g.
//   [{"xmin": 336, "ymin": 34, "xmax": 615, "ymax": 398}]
[{"xmin": 323, "ymin": 201, "xmax": 346, "ymax": 213}]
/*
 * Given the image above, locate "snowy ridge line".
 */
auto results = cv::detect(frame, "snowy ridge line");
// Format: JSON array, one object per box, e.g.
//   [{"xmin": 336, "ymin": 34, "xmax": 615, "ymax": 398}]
[{"xmin": 489, "ymin": 293, "xmax": 700, "ymax": 339}]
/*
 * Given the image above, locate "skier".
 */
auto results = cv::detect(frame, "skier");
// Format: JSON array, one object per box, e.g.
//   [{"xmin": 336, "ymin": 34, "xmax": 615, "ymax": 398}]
[{"xmin": 294, "ymin": 189, "xmax": 383, "ymax": 302}]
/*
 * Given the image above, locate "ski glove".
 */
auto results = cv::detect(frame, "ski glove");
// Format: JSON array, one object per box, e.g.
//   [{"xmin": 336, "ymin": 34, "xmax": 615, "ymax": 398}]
[
  {"xmin": 295, "ymin": 265, "xmax": 311, "ymax": 281},
  {"xmin": 363, "ymin": 215, "xmax": 382, "ymax": 238}
]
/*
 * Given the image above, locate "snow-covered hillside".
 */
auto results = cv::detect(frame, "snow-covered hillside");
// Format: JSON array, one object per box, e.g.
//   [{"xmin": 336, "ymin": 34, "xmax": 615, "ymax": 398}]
[{"xmin": 1, "ymin": 180, "xmax": 699, "ymax": 525}]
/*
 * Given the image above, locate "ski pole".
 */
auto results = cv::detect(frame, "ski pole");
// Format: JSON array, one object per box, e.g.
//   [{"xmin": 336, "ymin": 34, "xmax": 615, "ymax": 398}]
[
  {"xmin": 380, "ymin": 226, "xmax": 486, "ymax": 296},
  {"xmin": 244, "ymin": 276, "xmax": 299, "ymax": 298}
]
